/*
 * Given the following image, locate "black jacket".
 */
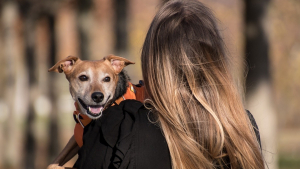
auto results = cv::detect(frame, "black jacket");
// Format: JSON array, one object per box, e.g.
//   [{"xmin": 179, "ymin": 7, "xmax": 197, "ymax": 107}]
[
  {"xmin": 73, "ymin": 100, "xmax": 171, "ymax": 169},
  {"xmin": 73, "ymin": 100, "xmax": 261, "ymax": 169}
]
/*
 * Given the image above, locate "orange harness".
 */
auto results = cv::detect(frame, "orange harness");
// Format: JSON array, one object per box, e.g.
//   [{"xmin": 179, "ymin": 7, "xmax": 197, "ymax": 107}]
[{"xmin": 73, "ymin": 82, "xmax": 145, "ymax": 147}]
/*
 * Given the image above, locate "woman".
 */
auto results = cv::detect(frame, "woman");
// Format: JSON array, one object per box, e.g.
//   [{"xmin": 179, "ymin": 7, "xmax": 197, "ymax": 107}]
[
  {"xmin": 141, "ymin": 0, "xmax": 265, "ymax": 168},
  {"xmin": 74, "ymin": 0, "xmax": 264, "ymax": 168}
]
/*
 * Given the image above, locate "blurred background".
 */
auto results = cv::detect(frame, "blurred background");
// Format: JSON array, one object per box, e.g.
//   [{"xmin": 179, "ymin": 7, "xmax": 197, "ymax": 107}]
[{"xmin": 0, "ymin": 0, "xmax": 299, "ymax": 168}]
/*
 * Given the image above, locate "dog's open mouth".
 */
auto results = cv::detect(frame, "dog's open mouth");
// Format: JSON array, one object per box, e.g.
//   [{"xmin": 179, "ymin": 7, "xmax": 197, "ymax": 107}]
[{"xmin": 77, "ymin": 96, "xmax": 111, "ymax": 117}]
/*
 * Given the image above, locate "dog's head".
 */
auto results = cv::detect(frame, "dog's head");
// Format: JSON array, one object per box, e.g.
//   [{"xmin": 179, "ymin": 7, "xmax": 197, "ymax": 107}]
[{"xmin": 48, "ymin": 54, "xmax": 134, "ymax": 119}]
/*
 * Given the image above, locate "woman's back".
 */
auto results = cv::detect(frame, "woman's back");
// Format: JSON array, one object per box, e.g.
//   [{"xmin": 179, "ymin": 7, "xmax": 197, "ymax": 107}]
[{"xmin": 74, "ymin": 100, "xmax": 261, "ymax": 169}]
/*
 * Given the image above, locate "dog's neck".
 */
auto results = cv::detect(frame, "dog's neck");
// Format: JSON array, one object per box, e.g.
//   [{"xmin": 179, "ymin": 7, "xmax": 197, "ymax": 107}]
[{"xmin": 112, "ymin": 70, "xmax": 130, "ymax": 102}]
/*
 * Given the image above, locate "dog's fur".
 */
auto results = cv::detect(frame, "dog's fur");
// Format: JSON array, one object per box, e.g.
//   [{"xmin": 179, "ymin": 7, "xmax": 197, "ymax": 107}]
[
  {"xmin": 112, "ymin": 70, "xmax": 130, "ymax": 102},
  {"xmin": 47, "ymin": 55, "xmax": 134, "ymax": 169}
]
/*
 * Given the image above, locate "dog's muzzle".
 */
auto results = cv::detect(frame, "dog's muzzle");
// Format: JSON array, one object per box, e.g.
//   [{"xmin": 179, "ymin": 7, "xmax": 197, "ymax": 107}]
[{"xmin": 77, "ymin": 95, "xmax": 111, "ymax": 118}]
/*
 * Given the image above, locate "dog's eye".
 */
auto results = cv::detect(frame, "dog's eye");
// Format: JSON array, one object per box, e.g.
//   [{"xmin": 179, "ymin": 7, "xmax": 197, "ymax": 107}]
[
  {"xmin": 79, "ymin": 75, "xmax": 88, "ymax": 81},
  {"xmin": 103, "ymin": 76, "xmax": 110, "ymax": 82}
]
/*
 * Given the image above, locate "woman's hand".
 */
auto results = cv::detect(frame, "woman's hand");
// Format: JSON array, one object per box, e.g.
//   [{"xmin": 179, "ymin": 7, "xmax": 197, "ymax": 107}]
[{"xmin": 47, "ymin": 164, "xmax": 64, "ymax": 169}]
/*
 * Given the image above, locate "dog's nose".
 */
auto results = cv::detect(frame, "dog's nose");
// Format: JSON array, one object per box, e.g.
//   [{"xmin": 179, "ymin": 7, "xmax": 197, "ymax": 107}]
[{"xmin": 91, "ymin": 92, "xmax": 104, "ymax": 103}]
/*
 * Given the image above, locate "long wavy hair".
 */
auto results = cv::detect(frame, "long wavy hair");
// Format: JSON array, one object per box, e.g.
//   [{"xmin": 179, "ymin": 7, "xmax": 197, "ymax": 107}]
[{"xmin": 141, "ymin": 0, "xmax": 264, "ymax": 169}]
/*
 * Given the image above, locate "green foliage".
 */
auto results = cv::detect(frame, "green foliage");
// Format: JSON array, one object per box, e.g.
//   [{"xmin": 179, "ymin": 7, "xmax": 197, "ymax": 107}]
[{"xmin": 279, "ymin": 155, "xmax": 300, "ymax": 169}]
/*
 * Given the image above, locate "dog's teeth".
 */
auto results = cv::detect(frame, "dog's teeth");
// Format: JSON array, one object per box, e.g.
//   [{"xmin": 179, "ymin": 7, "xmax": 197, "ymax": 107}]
[{"xmin": 88, "ymin": 107, "xmax": 91, "ymax": 112}]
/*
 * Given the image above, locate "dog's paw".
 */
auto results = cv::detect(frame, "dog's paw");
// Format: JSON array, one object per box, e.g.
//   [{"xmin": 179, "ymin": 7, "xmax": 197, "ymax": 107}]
[{"xmin": 47, "ymin": 164, "xmax": 65, "ymax": 169}]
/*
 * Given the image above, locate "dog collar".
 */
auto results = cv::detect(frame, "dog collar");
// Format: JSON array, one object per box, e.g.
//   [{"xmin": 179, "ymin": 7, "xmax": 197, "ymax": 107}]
[{"xmin": 112, "ymin": 82, "xmax": 136, "ymax": 106}]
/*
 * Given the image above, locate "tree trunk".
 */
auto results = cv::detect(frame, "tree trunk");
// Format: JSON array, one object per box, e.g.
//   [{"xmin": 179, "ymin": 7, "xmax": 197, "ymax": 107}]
[
  {"xmin": 114, "ymin": 0, "xmax": 128, "ymax": 55},
  {"xmin": 48, "ymin": 15, "xmax": 60, "ymax": 164},
  {"xmin": 23, "ymin": 14, "xmax": 36, "ymax": 169},
  {"xmin": 77, "ymin": 0, "xmax": 92, "ymax": 60},
  {"xmin": 244, "ymin": 0, "xmax": 277, "ymax": 169},
  {"xmin": 2, "ymin": 1, "xmax": 29, "ymax": 168}
]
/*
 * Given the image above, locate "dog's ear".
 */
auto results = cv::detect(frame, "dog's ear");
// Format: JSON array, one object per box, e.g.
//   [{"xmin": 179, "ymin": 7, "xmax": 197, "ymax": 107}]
[
  {"xmin": 104, "ymin": 54, "xmax": 135, "ymax": 74},
  {"xmin": 48, "ymin": 56, "xmax": 80, "ymax": 73}
]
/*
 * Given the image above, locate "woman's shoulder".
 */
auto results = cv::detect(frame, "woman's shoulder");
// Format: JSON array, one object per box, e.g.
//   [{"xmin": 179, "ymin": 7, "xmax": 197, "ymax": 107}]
[
  {"xmin": 135, "ymin": 106, "xmax": 172, "ymax": 169},
  {"xmin": 120, "ymin": 100, "xmax": 162, "ymax": 135},
  {"xmin": 119, "ymin": 100, "xmax": 172, "ymax": 169},
  {"xmin": 119, "ymin": 100, "xmax": 166, "ymax": 141}
]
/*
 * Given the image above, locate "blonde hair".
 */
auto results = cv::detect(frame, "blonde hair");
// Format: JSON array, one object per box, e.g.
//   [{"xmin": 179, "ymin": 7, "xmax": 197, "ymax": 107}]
[{"xmin": 141, "ymin": 1, "xmax": 264, "ymax": 169}]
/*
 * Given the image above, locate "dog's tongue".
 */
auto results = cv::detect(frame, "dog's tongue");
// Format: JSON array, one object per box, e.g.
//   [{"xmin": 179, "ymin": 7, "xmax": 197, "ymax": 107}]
[{"xmin": 89, "ymin": 106, "xmax": 103, "ymax": 114}]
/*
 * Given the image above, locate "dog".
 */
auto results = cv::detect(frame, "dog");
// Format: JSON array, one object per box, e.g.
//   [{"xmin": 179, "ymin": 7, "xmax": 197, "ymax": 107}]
[{"xmin": 47, "ymin": 54, "xmax": 137, "ymax": 169}]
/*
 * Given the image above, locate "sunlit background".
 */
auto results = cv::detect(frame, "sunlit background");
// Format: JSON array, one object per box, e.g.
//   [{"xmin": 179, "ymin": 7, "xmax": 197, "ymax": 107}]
[{"xmin": 0, "ymin": 0, "xmax": 299, "ymax": 169}]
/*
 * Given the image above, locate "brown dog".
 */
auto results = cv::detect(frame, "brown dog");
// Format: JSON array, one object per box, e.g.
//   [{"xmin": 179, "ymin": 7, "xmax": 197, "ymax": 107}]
[{"xmin": 47, "ymin": 55, "xmax": 135, "ymax": 169}]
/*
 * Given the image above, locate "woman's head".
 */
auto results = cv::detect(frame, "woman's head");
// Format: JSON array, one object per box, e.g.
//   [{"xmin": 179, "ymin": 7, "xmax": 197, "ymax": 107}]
[
  {"xmin": 141, "ymin": 0, "xmax": 264, "ymax": 169},
  {"xmin": 142, "ymin": 0, "xmax": 229, "ymax": 110}
]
